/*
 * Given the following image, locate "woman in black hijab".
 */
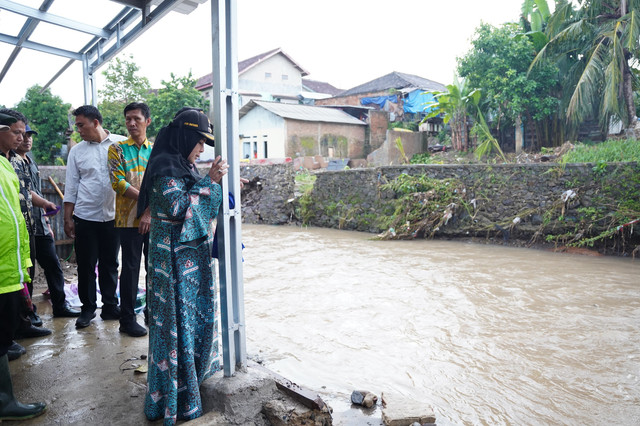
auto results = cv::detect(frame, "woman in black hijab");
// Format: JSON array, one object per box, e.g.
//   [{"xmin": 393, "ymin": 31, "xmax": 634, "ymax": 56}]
[{"xmin": 139, "ymin": 108, "xmax": 227, "ymax": 425}]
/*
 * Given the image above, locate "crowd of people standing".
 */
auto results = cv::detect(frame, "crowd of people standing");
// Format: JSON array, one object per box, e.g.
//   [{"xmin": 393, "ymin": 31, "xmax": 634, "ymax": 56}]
[{"xmin": 0, "ymin": 103, "xmax": 231, "ymax": 425}]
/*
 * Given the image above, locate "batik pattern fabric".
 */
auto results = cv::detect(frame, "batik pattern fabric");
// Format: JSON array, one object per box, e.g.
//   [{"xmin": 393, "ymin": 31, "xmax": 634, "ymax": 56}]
[
  {"xmin": 144, "ymin": 174, "xmax": 223, "ymax": 426},
  {"xmin": 8, "ymin": 150, "xmax": 34, "ymax": 235},
  {"xmin": 107, "ymin": 138, "xmax": 152, "ymax": 228}
]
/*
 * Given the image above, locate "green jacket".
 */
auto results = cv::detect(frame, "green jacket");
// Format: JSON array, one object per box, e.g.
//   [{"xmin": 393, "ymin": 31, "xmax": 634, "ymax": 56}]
[{"xmin": 0, "ymin": 155, "xmax": 31, "ymax": 295}]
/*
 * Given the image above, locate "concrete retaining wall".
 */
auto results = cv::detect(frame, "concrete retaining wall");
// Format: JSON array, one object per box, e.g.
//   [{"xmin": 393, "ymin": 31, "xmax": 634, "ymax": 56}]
[{"xmin": 303, "ymin": 162, "xmax": 640, "ymax": 250}]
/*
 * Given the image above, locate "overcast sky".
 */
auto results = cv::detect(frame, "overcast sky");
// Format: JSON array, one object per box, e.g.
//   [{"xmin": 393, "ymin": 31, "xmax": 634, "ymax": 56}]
[{"xmin": 0, "ymin": 0, "xmax": 532, "ymax": 108}]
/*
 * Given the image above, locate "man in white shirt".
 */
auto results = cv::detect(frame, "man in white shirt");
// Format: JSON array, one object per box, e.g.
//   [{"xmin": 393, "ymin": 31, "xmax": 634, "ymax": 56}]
[{"xmin": 63, "ymin": 105, "xmax": 127, "ymax": 329}]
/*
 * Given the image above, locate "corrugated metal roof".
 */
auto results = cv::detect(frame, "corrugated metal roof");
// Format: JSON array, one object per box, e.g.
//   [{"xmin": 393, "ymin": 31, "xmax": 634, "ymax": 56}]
[{"xmin": 240, "ymin": 101, "xmax": 366, "ymax": 126}]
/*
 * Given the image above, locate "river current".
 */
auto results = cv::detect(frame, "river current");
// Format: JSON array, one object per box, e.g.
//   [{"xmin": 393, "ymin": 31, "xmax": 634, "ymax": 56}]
[{"xmin": 240, "ymin": 224, "xmax": 640, "ymax": 425}]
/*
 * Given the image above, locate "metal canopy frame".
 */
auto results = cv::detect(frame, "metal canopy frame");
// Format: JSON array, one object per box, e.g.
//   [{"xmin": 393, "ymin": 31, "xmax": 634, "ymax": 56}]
[
  {"xmin": 0, "ymin": 0, "xmax": 246, "ymax": 377},
  {"xmin": 1, "ymin": 0, "xmax": 204, "ymax": 104}
]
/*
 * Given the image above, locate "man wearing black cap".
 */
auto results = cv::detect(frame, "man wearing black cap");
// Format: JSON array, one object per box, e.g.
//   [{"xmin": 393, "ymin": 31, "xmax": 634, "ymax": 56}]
[
  {"xmin": 15, "ymin": 125, "xmax": 80, "ymax": 318},
  {"xmin": 0, "ymin": 112, "xmax": 47, "ymax": 421}
]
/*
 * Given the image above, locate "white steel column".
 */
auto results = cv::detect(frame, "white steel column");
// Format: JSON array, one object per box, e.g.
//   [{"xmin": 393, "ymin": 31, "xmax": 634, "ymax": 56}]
[{"xmin": 211, "ymin": 0, "xmax": 246, "ymax": 377}]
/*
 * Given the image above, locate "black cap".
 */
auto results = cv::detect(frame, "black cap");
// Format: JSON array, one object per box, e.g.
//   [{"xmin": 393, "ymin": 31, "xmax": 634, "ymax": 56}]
[
  {"xmin": 171, "ymin": 108, "xmax": 214, "ymax": 146},
  {"xmin": 25, "ymin": 124, "xmax": 38, "ymax": 135},
  {"xmin": 0, "ymin": 112, "xmax": 17, "ymax": 126}
]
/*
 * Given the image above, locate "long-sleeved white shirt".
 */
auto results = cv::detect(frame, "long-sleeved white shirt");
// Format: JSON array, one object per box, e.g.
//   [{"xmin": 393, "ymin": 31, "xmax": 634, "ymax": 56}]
[{"xmin": 64, "ymin": 132, "xmax": 127, "ymax": 222}]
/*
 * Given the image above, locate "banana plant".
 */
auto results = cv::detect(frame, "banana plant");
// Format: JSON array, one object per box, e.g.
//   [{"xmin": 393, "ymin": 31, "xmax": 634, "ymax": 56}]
[{"xmin": 423, "ymin": 77, "xmax": 506, "ymax": 161}]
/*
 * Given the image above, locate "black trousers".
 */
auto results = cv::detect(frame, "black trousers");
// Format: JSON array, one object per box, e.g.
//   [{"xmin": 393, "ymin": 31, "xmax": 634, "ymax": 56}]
[
  {"xmin": 74, "ymin": 216, "xmax": 120, "ymax": 313},
  {"xmin": 118, "ymin": 227, "xmax": 149, "ymax": 325},
  {"xmin": 34, "ymin": 234, "xmax": 67, "ymax": 310},
  {"xmin": 0, "ymin": 291, "xmax": 22, "ymax": 357}
]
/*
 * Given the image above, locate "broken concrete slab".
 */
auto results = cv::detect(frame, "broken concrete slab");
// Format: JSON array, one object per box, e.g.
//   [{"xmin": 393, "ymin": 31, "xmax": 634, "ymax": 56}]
[
  {"xmin": 200, "ymin": 361, "xmax": 333, "ymax": 425},
  {"xmin": 381, "ymin": 392, "xmax": 436, "ymax": 426},
  {"xmin": 200, "ymin": 364, "xmax": 278, "ymax": 425},
  {"xmin": 263, "ymin": 398, "xmax": 332, "ymax": 426}
]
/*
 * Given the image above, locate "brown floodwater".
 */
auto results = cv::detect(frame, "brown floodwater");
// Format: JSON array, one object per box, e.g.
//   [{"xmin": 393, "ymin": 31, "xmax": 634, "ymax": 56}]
[{"xmin": 241, "ymin": 224, "xmax": 640, "ymax": 426}]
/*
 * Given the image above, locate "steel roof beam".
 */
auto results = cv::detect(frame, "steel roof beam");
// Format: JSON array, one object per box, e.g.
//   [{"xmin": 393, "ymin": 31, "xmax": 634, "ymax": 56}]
[
  {"xmin": 0, "ymin": 33, "xmax": 82, "ymax": 60},
  {"xmin": 0, "ymin": 0, "xmax": 54, "ymax": 84},
  {"xmin": 0, "ymin": 0, "xmax": 110, "ymax": 38},
  {"xmin": 85, "ymin": 0, "xmax": 186, "ymax": 75}
]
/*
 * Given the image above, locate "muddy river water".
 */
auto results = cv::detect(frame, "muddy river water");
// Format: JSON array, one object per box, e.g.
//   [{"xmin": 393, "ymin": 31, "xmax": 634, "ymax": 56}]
[{"xmin": 240, "ymin": 224, "xmax": 640, "ymax": 425}]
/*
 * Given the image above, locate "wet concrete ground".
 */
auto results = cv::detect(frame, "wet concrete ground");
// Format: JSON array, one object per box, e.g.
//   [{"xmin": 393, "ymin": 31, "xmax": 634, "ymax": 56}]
[
  {"xmin": 9, "ymin": 265, "xmax": 384, "ymax": 426},
  {"xmin": 9, "ymin": 291, "xmax": 155, "ymax": 425}
]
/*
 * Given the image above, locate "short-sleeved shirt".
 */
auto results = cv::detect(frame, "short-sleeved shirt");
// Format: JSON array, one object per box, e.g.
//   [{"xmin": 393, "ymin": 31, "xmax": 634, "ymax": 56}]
[
  {"xmin": 8, "ymin": 150, "xmax": 34, "ymax": 235},
  {"xmin": 108, "ymin": 137, "xmax": 152, "ymax": 228}
]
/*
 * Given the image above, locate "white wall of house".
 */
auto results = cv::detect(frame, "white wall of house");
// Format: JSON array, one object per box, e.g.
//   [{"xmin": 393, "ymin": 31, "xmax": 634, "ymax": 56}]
[
  {"xmin": 240, "ymin": 54, "xmax": 302, "ymax": 100},
  {"xmin": 239, "ymin": 106, "xmax": 286, "ymax": 159}
]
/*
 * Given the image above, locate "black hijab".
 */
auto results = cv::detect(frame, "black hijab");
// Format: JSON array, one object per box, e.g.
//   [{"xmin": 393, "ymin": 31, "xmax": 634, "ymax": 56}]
[{"xmin": 137, "ymin": 123, "xmax": 203, "ymax": 217}]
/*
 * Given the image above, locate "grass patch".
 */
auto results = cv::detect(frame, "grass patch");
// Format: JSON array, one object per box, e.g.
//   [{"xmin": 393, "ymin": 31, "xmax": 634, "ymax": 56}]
[
  {"xmin": 295, "ymin": 170, "xmax": 316, "ymax": 193},
  {"xmin": 563, "ymin": 139, "xmax": 640, "ymax": 163}
]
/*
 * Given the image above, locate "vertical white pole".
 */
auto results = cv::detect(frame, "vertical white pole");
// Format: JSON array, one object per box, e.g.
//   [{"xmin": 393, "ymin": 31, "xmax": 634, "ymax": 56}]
[{"xmin": 211, "ymin": 0, "xmax": 246, "ymax": 377}]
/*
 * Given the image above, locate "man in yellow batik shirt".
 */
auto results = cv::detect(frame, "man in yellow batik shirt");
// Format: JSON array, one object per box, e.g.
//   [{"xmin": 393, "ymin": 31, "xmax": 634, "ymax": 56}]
[{"xmin": 108, "ymin": 102, "xmax": 152, "ymax": 337}]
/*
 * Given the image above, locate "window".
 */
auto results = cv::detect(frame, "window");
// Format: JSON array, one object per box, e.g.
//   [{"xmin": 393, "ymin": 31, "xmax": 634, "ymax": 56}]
[
  {"xmin": 243, "ymin": 142, "xmax": 251, "ymax": 159},
  {"xmin": 282, "ymin": 74, "xmax": 288, "ymax": 80},
  {"xmin": 265, "ymin": 72, "xmax": 272, "ymax": 78}
]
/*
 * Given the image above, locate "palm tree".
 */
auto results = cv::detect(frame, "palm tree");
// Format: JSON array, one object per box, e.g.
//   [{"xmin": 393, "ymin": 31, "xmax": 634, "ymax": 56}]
[{"xmin": 531, "ymin": 0, "xmax": 640, "ymax": 132}]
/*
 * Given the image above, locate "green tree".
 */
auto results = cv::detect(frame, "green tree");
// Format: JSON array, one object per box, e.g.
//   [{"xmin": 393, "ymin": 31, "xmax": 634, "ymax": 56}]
[
  {"xmin": 15, "ymin": 85, "xmax": 71, "ymax": 164},
  {"xmin": 531, "ymin": 0, "xmax": 640, "ymax": 131},
  {"xmin": 458, "ymin": 22, "xmax": 561, "ymax": 148},
  {"xmin": 98, "ymin": 55, "xmax": 151, "ymax": 136},
  {"xmin": 146, "ymin": 72, "xmax": 208, "ymax": 138}
]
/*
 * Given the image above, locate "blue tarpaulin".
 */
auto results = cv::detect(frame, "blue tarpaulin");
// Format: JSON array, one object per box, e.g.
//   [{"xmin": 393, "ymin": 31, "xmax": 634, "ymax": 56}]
[
  {"xmin": 403, "ymin": 90, "xmax": 437, "ymax": 114},
  {"xmin": 360, "ymin": 94, "xmax": 398, "ymax": 109}
]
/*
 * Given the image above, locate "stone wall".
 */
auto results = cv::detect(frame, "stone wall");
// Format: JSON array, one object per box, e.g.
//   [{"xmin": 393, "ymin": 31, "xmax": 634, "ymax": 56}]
[
  {"xmin": 239, "ymin": 163, "xmax": 295, "ymax": 225},
  {"xmin": 303, "ymin": 162, "xmax": 640, "ymax": 251}
]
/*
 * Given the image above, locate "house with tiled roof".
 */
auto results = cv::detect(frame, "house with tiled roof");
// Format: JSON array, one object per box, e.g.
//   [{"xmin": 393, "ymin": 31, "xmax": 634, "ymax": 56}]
[
  {"xmin": 315, "ymin": 71, "xmax": 447, "ymax": 160},
  {"xmin": 195, "ymin": 48, "xmax": 340, "ymax": 107}
]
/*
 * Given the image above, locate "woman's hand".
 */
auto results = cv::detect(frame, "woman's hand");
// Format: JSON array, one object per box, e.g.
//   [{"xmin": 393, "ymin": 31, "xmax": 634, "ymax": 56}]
[
  {"xmin": 208, "ymin": 156, "xmax": 229, "ymax": 183},
  {"xmin": 138, "ymin": 207, "xmax": 151, "ymax": 235}
]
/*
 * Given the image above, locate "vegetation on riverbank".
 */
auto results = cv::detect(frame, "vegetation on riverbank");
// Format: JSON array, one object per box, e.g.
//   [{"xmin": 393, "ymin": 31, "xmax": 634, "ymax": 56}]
[{"xmin": 563, "ymin": 139, "xmax": 640, "ymax": 163}]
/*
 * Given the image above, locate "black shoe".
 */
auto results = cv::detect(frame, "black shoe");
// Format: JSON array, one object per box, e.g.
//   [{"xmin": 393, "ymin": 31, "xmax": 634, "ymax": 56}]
[
  {"xmin": 15, "ymin": 325, "xmax": 52, "ymax": 339},
  {"xmin": 100, "ymin": 305, "xmax": 121, "ymax": 320},
  {"xmin": 119, "ymin": 321, "xmax": 147, "ymax": 338},
  {"xmin": 144, "ymin": 307, "xmax": 149, "ymax": 325},
  {"xmin": 0, "ymin": 400, "xmax": 47, "ymax": 421},
  {"xmin": 28, "ymin": 310, "xmax": 43, "ymax": 327},
  {"xmin": 53, "ymin": 303, "xmax": 81, "ymax": 318},
  {"xmin": 75, "ymin": 311, "xmax": 96, "ymax": 329},
  {"xmin": 7, "ymin": 342, "xmax": 26, "ymax": 361}
]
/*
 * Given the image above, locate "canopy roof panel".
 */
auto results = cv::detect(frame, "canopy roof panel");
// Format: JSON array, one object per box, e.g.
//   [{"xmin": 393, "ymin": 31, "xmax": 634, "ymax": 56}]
[{"xmin": 0, "ymin": 0, "xmax": 207, "ymax": 103}]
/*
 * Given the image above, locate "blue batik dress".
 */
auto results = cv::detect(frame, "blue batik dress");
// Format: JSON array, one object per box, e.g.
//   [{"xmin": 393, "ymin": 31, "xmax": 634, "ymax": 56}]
[{"xmin": 144, "ymin": 175, "xmax": 223, "ymax": 425}]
